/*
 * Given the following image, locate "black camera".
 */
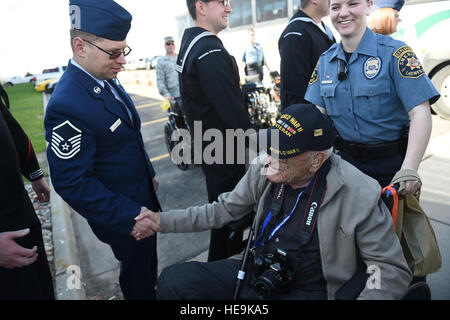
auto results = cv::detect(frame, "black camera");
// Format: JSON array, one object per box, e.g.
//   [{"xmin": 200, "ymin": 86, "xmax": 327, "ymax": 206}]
[{"xmin": 251, "ymin": 247, "xmax": 295, "ymax": 298}]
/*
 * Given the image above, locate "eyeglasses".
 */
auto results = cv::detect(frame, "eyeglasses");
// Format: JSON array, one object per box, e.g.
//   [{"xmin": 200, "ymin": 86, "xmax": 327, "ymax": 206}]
[
  {"xmin": 82, "ymin": 38, "xmax": 132, "ymax": 60},
  {"xmin": 202, "ymin": 0, "xmax": 231, "ymax": 7},
  {"xmin": 165, "ymin": 42, "xmax": 175, "ymax": 46}
]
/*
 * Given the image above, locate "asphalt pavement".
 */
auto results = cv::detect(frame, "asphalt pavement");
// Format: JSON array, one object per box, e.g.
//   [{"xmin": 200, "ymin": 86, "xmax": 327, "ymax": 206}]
[{"xmin": 48, "ymin": 70, "xmax": 450, "ymax": 300}]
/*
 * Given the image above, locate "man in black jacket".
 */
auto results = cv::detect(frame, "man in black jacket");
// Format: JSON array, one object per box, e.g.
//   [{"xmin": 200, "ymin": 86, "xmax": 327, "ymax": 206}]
[
  {"xmin": 177, "ymin": 0, "xmax": 253, "ymax": 261},
  {"xmin": 0, "ymin": 84, "xmax": 54, "ymax": 299},
  {"xmin": 279, "ymin": 0, "xmax": 335, "ymax": 110}
]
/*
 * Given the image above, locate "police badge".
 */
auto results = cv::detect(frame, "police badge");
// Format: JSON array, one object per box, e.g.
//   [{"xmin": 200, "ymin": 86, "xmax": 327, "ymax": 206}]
[
  {"xmin": 51, "ymin": 120, "xmax": 82, "ymax": 160},
  {"xmin": 364, "ymin": 57, "xmax": 381, "ymax": 79}
]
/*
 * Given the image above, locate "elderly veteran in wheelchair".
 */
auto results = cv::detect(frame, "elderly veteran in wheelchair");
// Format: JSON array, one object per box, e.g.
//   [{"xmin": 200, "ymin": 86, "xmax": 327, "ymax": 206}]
[{"xmin": 135, "ymin": 104, "xmax": 412, "ymax": 300}]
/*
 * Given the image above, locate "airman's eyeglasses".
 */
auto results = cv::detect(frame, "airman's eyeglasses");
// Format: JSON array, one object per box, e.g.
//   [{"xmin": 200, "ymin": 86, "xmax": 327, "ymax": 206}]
[
  {"xmin": 83, "ymin": 38, "xmax": 132, "ymax": 60},
  {"xmin": 165, "ymin": 41, "xmax": 175, "ymax": 46},
  {"xmin": 202, "ymin": 0, "xmax": 231, "ymax": 7}
]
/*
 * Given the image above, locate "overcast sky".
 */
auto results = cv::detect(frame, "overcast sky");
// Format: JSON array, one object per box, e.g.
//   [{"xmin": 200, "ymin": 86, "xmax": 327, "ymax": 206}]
[{"xmin": 0, "ymin": 0, "xmax": 188, "ymax": 81}]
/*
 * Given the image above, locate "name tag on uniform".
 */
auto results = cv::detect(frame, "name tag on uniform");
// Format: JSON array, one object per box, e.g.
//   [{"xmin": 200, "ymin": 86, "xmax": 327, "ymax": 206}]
[
  {"xmin": 110, "ymin": 118, "xmax": 122, "ymax": 132},
  {"xmin": 321, "ymin": 80, "xmax": 333, "ymax": 84}
]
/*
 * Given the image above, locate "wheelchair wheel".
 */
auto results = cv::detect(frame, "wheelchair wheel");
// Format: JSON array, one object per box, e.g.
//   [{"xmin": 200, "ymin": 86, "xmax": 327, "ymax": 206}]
[
  {"xmin": 177, "ymin": 162, "xmax": 188, "ymax": 171},
  {"xmin": 175, "ymin": 132, "xmax": 189, "ymax": 171},
  {"xmin": 165, "ymin": 122, "xmax": 189, "ymax": 171},
  {"xmin": 402, "ymin": 281, "xmax": 431, "ymax": 300},
  {"xmin": 164, "ymin": 122, "xmax": 174, "ymax": 154}
]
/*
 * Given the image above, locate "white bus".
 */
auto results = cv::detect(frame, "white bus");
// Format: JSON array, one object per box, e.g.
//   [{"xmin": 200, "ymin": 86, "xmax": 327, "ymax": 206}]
[
  {"xmin": 393, "ymin": 0, "xmax": 450, "ymax": 120},
  {"xmin": 176, "ymin": 0, "xmax": 450, "ymax": 119}
]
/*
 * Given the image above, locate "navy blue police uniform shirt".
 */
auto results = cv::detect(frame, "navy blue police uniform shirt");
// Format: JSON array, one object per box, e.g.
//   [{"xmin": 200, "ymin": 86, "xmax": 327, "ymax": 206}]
[
  {"xmin": 242, "ymin": 42, "xmax": 265, "ymax": 75},
  {"xmin": 305, "ymin": 28, "xmax": 440, "ymax": 144},
  {"xmin": 44, "ymin": 61, "xmax": 158, "ymax": 238},
  {"xmin": 242, "ymin": 43, "xmax": 264, "ymax": 66}
]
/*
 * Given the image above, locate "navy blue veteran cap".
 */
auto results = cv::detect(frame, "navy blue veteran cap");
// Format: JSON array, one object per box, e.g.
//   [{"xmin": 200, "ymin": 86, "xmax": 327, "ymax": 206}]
[
  {"xmin": 69, "ymin": 0, "xmax": 132, "ymax": 41},
  {"xmin": 266, "ymin": 104, "xmax": 335, "ymax": 159},
  {"xmin": 373, "ymin": 0, "xmax": 405, "ymax": 11}
]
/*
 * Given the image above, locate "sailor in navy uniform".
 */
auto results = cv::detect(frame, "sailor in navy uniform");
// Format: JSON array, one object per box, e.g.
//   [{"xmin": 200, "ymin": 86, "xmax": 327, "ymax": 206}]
[
  {"xmin": 177, "ymin": 0, "xmax": 252, "ymax": 261},
  {"xmin": 1, "ymin": 84, "xmax": 54, "ymax": 300},
  {"xmin": 45, "ymin": 0, "xmax": 160, "ymax": 300},
  {"xmin": 278, "ymin": 0, "xmax": 335, "ymax": 110}
]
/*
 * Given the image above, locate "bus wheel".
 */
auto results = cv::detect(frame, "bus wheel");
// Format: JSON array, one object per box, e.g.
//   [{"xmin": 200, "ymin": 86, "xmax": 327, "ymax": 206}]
[{"xmin": 431, "ymin": 65, "xmax": 450, "ymax": 120}]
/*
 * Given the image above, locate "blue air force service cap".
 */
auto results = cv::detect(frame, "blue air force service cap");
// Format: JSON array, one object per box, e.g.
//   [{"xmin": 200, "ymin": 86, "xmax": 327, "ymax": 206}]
[
  {"xmin": 373, "ymin": 0, "xmax": 405, "ymax": 11},
  {"xmin": 69, "ymin": 0, "xmax": 132, "ymax": 41},
  {"xmin": 266, "ymin": 104, "xmax": 335, "ymax": 159}
]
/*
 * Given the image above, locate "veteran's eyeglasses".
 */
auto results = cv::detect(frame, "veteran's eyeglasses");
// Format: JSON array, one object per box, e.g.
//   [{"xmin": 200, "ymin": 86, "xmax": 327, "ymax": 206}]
[{"xmin": 83, "ymin": 38, "xmax": 132, "ymax": 60}]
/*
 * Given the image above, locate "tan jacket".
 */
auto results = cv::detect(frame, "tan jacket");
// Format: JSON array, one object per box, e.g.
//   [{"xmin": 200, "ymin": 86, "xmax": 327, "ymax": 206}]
[{"xmin": 160, "ymin": 153, "xmax": 412, "ymax": 299}]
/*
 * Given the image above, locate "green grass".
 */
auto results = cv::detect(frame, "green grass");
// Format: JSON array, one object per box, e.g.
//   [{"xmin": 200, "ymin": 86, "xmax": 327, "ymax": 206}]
[{"xmin": 5, "ymin": 83, "xmax": 46, "ymax": 154}]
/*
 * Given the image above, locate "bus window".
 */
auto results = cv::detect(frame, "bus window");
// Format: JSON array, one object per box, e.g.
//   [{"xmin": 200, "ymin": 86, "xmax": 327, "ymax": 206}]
[
  {"xmin": 256, "ymin": 0, "xmax": 288, "ymax": 23},
  {"xmin": 229, "ymin": 0, "xmax": 253, "ymax": 28}
]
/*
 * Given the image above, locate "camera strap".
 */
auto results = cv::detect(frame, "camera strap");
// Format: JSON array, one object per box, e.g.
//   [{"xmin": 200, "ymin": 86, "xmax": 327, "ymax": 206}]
[
  {"xmin": 254, "ymin": 159, "xmax": 330, "ymax": 250},
  {"xmin": 297, "ymin": 159, "xmax": 329, "ymax": 247}
]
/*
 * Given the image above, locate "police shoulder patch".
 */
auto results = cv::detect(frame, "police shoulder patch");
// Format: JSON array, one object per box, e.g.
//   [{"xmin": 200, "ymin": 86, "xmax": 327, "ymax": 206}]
[
  {"xmin": 309, "ymin": 60, "xmax": 319, "ymax": 85},
  {"xmin": 51, "ymin": 120, "xmax": 82, "ymax": 160},
  {"xmin": 394, "ymin": 46, "xmax": 425, "ymax": 79}
]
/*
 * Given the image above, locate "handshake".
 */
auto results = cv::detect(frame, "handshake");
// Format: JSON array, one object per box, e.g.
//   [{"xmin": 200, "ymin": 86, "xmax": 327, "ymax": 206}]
[{"xmin": 130, "ymin": 207, "xmax": 161, "ymax": 241}]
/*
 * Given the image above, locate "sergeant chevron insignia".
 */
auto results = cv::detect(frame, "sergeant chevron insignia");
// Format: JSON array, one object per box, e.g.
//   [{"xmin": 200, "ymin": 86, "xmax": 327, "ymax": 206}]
[{"xmin": 51, "ymin": 120, "xmax": 82, "ymax": 160}]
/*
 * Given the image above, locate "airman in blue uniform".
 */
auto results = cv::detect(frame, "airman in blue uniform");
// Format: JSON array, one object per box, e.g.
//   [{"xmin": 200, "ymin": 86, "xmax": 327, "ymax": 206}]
[
  {"xmin": 45, "ymin": 0, "xmax": 160, "ymax": 300},
  {"xmin": 305, "ymin": 0, "xmax": 439, "ymax": 192}
]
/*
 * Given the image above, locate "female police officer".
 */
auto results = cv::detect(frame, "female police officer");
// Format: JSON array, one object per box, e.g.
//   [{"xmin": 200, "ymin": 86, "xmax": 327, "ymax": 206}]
[{"xmin": 305, "ymin": 0, "xmax": 440, "ymax": 193}]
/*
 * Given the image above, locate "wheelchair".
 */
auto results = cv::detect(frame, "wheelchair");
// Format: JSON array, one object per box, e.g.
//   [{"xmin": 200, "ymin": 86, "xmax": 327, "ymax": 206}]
[
  {"xmin": 232, "ymin": 182, "xmax": 433, "ymax": 300},
  {"xmin": 334, "ymin": 184, "xmax": 432, "ymax": 300},
  {"xmin": 161, "ymin": 98, "xmax": 191, "ymax": 171}
]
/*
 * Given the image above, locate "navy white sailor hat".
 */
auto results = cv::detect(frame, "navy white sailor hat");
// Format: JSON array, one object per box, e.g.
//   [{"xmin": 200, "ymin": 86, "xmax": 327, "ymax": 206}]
[
  {"xmin": 69, "ymin": 0, "xmax": 132, "ymax": 41},
  {"xmin": 373, "ymin": 0, "xmax": 405, "ymax": 11}
]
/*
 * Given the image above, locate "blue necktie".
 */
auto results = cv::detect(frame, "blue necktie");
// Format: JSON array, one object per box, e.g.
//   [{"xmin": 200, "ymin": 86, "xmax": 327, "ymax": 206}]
[{"xmin": 103, "ymin": 80, "xmax": 134, "ymax": 124}]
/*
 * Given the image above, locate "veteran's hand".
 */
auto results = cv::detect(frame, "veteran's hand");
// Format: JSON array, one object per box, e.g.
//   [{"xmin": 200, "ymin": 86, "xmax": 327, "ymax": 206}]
[{"xmin": 130, "ymin": 207, "xmax": 161, "ymax": 240}]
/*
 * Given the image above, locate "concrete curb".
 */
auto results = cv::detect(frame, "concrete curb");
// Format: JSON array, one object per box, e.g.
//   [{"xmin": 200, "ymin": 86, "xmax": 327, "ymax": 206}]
[
  {"xmin": 49, "ymin": 179, "xmax": 86, "ymax": 300},
  {"xmin": 44, "ymin": 92, "xmax": 86, "ymax": 300}
]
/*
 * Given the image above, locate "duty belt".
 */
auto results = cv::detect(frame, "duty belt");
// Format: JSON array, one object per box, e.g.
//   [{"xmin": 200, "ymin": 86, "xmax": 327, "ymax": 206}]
[{"xmin": 335, "ymin": 136, "xmax": 407, "ymax": 159}]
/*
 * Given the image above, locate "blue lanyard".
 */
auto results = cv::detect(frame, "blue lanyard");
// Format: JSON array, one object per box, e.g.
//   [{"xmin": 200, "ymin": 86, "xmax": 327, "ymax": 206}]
[{"xmin": 254, "ymin": 178, "xmax": 314, "ymax": 247}]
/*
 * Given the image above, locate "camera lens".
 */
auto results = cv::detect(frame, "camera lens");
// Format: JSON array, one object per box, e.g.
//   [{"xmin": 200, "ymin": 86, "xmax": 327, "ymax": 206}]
[{"xmin": 253, "ymin": 272, "xmax": 280, "ymax": 299}]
